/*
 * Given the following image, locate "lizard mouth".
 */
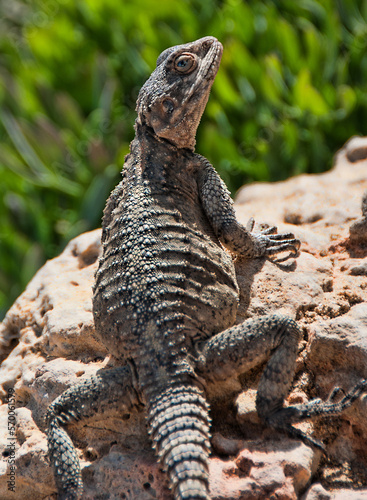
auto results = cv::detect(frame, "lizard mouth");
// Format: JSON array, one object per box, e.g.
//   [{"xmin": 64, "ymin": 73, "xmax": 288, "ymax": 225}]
[
  {"xmin": 183, "ymin": 37, "xmax": 223, "ymax": 106},
  {"xmin": 200, "ymin": 37, "xmax": 223, "ymax": 82}
]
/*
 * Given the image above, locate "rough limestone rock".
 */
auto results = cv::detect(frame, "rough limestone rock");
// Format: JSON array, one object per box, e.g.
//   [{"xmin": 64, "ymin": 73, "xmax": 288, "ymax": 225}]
[{"xmin": 0, "ymin": 136, "xmax": 366, "ymax": 499}]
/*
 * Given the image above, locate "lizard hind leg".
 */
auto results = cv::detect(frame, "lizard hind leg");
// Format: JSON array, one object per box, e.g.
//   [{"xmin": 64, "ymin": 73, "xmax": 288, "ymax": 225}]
[
  {"xmin": 146, "ymin": 381, "xmax": 211, "ymax": 500},
  {"xmin": 264, "ymin": 378, "xmax": 367, "ymax": 451},
  {"xmin": 46, "ymin": 366, "xmax": 139, "ymax": 499},
  {"xmin": 255, "ymin": 321, "xmax": 367, "ymax": 449},
  {"xmin": 198, "ymin": 314, "xmax": 301, "ymax": 406},
  {"xmin": 197, "ymin": 314, "xmax": 367, "ymax": 451}
]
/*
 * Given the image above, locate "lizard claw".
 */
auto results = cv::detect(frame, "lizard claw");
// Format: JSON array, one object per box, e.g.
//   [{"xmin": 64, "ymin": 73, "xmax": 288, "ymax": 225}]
[
  {"xmin": 251, "ymin": 225, "xmax": 301, "ymax": 260},
  {"xmin": 245, "ymin": 217, "xmax": 255, "ymax": 232},
  {"xmin": 265, "ymin": 380, "xmax": 367, "ymax": 453}
]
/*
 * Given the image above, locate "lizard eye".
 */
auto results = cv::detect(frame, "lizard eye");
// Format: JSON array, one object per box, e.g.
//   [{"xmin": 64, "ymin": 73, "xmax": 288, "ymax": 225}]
[{"xmin": 174, "ymin": 53, "xmax": 197, "ymax": 74}]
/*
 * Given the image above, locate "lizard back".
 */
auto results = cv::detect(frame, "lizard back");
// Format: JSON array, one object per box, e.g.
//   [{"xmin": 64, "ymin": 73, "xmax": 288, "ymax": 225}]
[{"xmin": 93, "ymin": 130, "xmax": 239, "ymax": 374}]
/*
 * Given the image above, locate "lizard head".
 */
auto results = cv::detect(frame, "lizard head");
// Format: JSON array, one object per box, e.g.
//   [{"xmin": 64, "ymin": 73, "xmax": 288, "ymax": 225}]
[{"xmin": 136, "ymin": 36, "xmax": 223, "ymax": 151}]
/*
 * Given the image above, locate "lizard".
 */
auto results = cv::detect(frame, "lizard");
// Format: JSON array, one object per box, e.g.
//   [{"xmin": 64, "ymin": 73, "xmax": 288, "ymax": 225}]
[{"xmin": 46, "ymin": 36, "xmax": 367, "ymax": 500}]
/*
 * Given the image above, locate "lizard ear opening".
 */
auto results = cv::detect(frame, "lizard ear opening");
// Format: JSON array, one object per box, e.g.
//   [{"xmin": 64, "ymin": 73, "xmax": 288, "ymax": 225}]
[
  {"xmin": 148, "ymin": 96, "xmax": 196, "ymax": 150},
  {"xmin": 149, "ymin": 97, "xmax": 178, "ymax": 132},
  {"xmin": 162, "ymin": 98, "xmax": 175, "ymax": 114}
]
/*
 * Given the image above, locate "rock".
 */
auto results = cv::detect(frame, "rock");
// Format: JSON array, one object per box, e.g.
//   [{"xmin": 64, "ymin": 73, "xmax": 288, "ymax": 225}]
[
  {"xmin": 301, "ymin": 483, "xmax": 331, "ymax": 500},
  {"xmin": 330, "ymin": 490, "xmax": 367, "ymax": 500},
  {"xmin": 1, "ymin": 137, "xmax": 367, "ymax": 499},
  {"xmin": 349, "ymin": 191, "xmax": 367, "ymax": 246},
  {"xmin": 209, "ymin": 440, "xmax": 319, "ymax": 500},
  {"xmin": 235, "ymin": 388, "xmax": 260, "ymax": 425},
  {"xmin": 302, "ymin": 482, "xmax": 367, "ymax": 500}
]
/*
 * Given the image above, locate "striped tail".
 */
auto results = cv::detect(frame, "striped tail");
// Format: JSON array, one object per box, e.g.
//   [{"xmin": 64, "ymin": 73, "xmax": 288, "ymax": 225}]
[{"xmin": 146, "ymin": 382, "xmax": 211, "ymax": 500}]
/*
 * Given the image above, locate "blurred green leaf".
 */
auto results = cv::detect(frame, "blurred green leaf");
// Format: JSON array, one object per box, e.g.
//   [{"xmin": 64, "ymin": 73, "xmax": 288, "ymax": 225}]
[
  {"xmin": 293, "ymin": 68, "xmax": 329, "ymax": 116},
  {"xmin": 1, "ymin": 0, "xmax": 367, "ymax": 319},
  {"xmin": 337, "ymin": 85, "xmax": 357, "ymax": 114},
  {"xmin": 1, "ymin": 110, "xmax": 81, "ymax": 195}
]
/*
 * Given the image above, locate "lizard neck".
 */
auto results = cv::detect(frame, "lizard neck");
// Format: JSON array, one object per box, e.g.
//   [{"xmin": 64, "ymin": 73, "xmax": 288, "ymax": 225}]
[
  {"xmin": 134, "ymin": 121, "xmax": 195, "ymax": 155},
  {"xmin": 129, "ymin": 122, "xmax": 199, "ymax": 191}
]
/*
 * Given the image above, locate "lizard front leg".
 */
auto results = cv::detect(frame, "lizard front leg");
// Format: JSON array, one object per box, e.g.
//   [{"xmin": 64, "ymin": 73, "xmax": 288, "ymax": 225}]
[
  {"xmin": 196, "ymin": 315, "xmax": 367, "ymax": 450},
  {"xmin": 46, "ymin": 366, "xmax": 139, "ymax": 499},
  {"xmin": 197, "ymin": 159, "xmax": 300, "ymax": 258}
]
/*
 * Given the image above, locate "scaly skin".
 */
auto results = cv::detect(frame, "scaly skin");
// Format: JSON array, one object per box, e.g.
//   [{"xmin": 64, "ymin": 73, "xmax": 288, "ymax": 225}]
[{"xmin": 47, "ymin": 37, "xmax": 367, "ymax": 500}]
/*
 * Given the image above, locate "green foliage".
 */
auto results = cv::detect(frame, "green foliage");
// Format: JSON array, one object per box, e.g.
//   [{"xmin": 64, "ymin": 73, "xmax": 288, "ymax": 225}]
[{"xmin": 1, "ymin": 0, "xmax": 367, "ymax": 318}]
